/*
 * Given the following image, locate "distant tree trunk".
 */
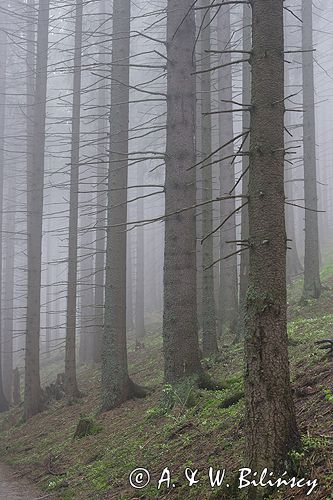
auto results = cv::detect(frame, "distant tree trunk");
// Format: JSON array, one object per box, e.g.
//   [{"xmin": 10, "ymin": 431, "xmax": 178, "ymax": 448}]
[
  {"xmin": 126, "ymin": 232, "xmax": 134, "ymax": 332},
  {"xmin": 45, "ymin": 228, "xmax": 52, "ymax": 359},
  {"xmin": 102, "ymin": 0, "xmax": 139, "ymax": 410},
  {"xmin": 237, "ymin": 2, "xmax": 251, "ymax": 340},
  {"xmin": 163, "ymin": 0, "xmax": 202, "ymax": 382},
  {"xmin": 24, "ymin": 0, "xmax": 50, "ymax": 419},
  {"xmin": 3, "ymin": 178, "xmax": 16, "ymax": 402},
  {"xmin": 285, "ymin": 52, "xmax": 302, "ymax": 283},
  {"xmin": 244, "ymin": 0, "xmax": 300, "ymax": 479},
  {"xmin": 302, "ymin": 0, "xmax": 321, "ymax": 299},
  {"xmin": 218, "ymin": 5, "xmax": 238, "ymax": 337},
  {"xmin": 64, "ymin": 0, "xmax": 83, "ymax": 399},
  {"xmin": 135, "ymin": 169, "xmax": 145, "ymax": 347},
  {"xmin": 13, "ymin": 368, "xmax": 21, "ymax": 406},
  {"xmin": 200, "ymin": 2, "xmax": 218, "ymax": 357},
  {"xmin": 94, "ymin": 0, "xmax": 107, "ymax": 364},
  {"xmin": 0, "ymin": 15, "xmax": 9, "ymax": 412}
]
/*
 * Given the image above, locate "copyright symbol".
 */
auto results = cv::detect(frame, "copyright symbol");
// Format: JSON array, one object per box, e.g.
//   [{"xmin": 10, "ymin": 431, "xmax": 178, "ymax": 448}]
[{"xmin": 129, "ymin": 468, "xmax": 150, "ymax": 489}]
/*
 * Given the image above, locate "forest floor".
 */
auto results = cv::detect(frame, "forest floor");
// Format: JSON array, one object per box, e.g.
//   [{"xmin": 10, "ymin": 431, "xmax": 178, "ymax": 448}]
[{"xmin": 2, "ymin": 264, "xmax": 333, "ymax": 499}]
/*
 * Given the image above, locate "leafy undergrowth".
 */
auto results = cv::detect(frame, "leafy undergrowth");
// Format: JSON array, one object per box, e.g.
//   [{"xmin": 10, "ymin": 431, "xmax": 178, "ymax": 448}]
[{"xmin": 1, "ymin": 265, "xmax": 333, "ymax": 499}]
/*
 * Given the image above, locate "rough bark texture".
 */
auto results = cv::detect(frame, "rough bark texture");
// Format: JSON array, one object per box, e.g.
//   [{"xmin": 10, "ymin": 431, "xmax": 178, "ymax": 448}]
[
  {"xmin": 101, "ymin": 0, "xmax": 133, "ymax": 410},
  {"xmin": 302, "ymin": 0, "xmax": 321, "ymax": 299},
  {"xmin": 24, "ymin": 0, "xmax": 50, "ymax": 419},
  {"xmin": 244, "ymin": 0, "xmax": 300, "ymax": 481},
  {"xmin": 163, "ymin": 0, "xmax": 202, "ymax": 383},
  {"xmin": 64, "ymin": 0, "xmax": 83, "ymax": 399},
  {"xmin": 237, "ymin": 2, "xmax": 251, "ymax": 340},
  {"xmin": 0, "ymin": 13, "xmax": 9, "ymax": 412},
  {"xmin": 218, "ymin": 5, "xmax": 238, "ymax": 338},
  {"xmin": 200, "ymin": 3, "xmax": 218, "ymax": 357}
]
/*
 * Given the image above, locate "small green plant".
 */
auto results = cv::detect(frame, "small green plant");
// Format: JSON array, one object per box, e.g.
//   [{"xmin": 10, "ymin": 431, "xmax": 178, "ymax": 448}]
[{"xmin": 323, "ymin": 388, "xmax": 333, "ymax": 404}]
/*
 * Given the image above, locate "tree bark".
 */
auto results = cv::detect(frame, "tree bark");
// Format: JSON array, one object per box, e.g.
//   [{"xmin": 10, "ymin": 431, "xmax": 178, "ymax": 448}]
[
  {"xmin": 244, "ymin": 0, "xmax": 300, "ymax": 481},
  {"xmin": 94, "ymin": 0, "xmax": 107, "ymax": 364},
  {"xmin": 237, "ymin": 2, "xmax": 251, "ymax": 341},
  {"xmin": 64, "ymin": 0, "xmax": 83, "ymax": 399},
  {"xmin": 200, "ymin": 1, "xmax": 218, "ymax": 357},
  {"xmin": 302, "ymin": 0, "xmax": 321, "ymax": 299},
  {"xmin": 101, "ymin": 0, "xmax": 134, "ymax": 410},
  {"xmin": 163, "ymin": 0, "xmax": 202, "ymax": 383},
  {"xmin": 24, "ymin": 0, "xmax": 50, "ymax": 419},
  {"xmin": 218, "ymin": 5, "xmax": 238, "ymax": 338}
]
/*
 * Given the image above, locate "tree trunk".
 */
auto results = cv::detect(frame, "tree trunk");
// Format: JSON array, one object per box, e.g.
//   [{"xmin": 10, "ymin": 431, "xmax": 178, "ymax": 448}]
[
  {"xmin": 64, "ymin": 0, "xmax": 83, "ymax": 399},
  {"xmin": 200, "ymin": 1, "xmax": 218, "ymax": 357},
  {"xmin": 218, "ymin": 5, "xmax": 238, "ymax": 338},
  {"xmin": 24, "ymin": 0, "xmax": 50, "ymax": 419},
  {"xmin": 135, "ymin": 169, "xmax": 145, "ymax": 347},
  {"xmin": 94, "ymin": 0, "xmax": 107, "ymax": 364},
  {"xmin": 302, "ymin": 0, "xmax": 321, "ymax": 299},
  {"xmin": 163, "ymin": 0, "xmax": 202, "ymax": 382},
  {"xmin": 244, "ymin": 0, "xmax": 300, "ymax": 481},
  {"xmin": 101, "ymin": 0, "xmax": 134, "ymax": 410},
  {"xmin": 0, "ymin": 11, "xmax": 9, "ymax": 412},
  {"xmin": 237, "ymin": 2, "xmax": 251, "ymax": 341},
  {"xmin": 3, "ymin": 177, "xmax": 16, "ymax": 402}
]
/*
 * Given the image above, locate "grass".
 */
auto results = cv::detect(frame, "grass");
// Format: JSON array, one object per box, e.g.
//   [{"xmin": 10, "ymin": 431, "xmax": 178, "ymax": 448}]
[{"xmin": 1, "ymin": 265, "xmax": 333, "ymax": 498}]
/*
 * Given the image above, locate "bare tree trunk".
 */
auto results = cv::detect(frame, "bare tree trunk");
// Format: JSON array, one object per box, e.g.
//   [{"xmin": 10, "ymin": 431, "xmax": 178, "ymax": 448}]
[
  {"xmin": 0, "ymin": 12, "xmax": 9, "ymax": 412},
  {"xmin": 200, "ymin": 2, "xmax": 218, "ymax": 357},
  {"xmin": 64, "ymin": 0, "xmax": 83, "ymax": 399},
  {"xmin": 135, "ymin": 169, "xmax": 145, "ymax": 347},
  {"xmin": 163, "ymin": 0, "xmax": 202, "ymax": 383},
  {"xmin": 218, "ymin": 5, "xmax": 238, "ymax": 338},
  {"xmin": 126, "ymin": 231, "xmax": 134, "ymax": 332},
  {"xmin": 302, "ymin": 0, "xmax": 321, "ymax": 299},
  {"xmin": 237, "ymin": 2, "xmax": 251, "ymax": 341},
  {"xmin": 244, "ymin": 0, "xmax": 300, "ymax": 480},
  {"xmin": 24, "ymin": 0, "xmax": 50, "ymax": 419},
  {"xmin": 101, "ymin": 0, "xmax": 140, "ymax": 410},
  {"xmin": 94, "ymin": 0, "xmax": 107, "ymax": 364},
  {"xmin": 285, "ymin": 60, "xmax": 302, "ymax": 282},
  {"xmin": 3, "ymin": 177, "xmax": 16, "ymax": 402}
]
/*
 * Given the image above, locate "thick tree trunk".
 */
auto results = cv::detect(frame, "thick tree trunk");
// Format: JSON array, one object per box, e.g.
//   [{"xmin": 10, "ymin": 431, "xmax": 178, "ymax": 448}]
[
  {"xmin": 24, "ymin": 0, "xmax": 50, "ymax": 419},
  {"xmin": 237, "ymin": 2, "xmax": 251, "ymax": 341},
  {"xmin": 101, "ymin": 0, "xmax": 134, "ymax": 410},
  {"xmin": 244, "ymin": 0, "xmax": 300, "ymax": 481},
  {"xmin": 218, "ymin": 5, "xmax": 238, "ymax": 338},
  {"xmin": 64, "ymin": 0, "xmax": 83, "ymax": 399},
  {"xmin": 0, "ymin": 13, "xmax": 9, "ymax": 412},
  {"xmin": 302, "ymin": 0, "xmax": 321, "ymax": 299},
  {"xmin": 200, "ymin": 2, "xmax": 218, "ymax": 357},
  {"xmin": 163, "ymin": 0, "xmax": 202, "ymax": 382}
]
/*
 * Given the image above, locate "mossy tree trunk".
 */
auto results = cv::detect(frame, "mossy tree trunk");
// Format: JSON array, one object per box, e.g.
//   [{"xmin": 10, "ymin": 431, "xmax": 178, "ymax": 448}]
[
  {"xmin": 163, "ymin": 0, "xmax": 202, "ymax": 382},
  {"xmin": 244, "ymin": 0, "xmax": 300, "ymax": 481}
]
